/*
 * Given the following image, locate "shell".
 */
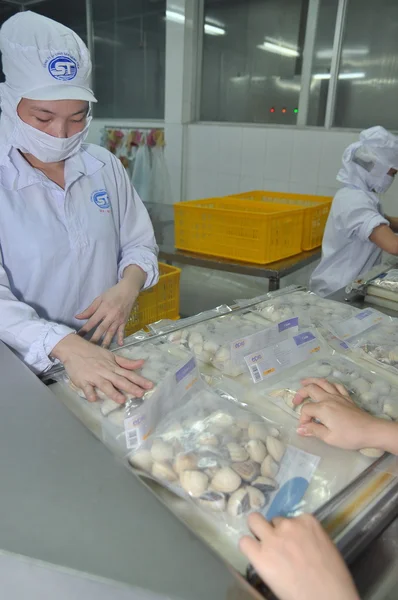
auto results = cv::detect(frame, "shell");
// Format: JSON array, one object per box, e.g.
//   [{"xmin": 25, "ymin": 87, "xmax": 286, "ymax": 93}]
[
  {"xmin": 352, "ymin": 378, "xmax": 371, "ymax": 394},
  {"xmin": 197, "ymin": 491, "xmax": 226, "ymax": 512},
  {"xmin": 203, "ymin": 340, "xmax": 220, "ymax": 354},
  {"xmin": 101, "ymin": 398, "xmax": 120, "ymax": 416},
  {"xmin": 248, "ymin": 422, "xmax": 269, "ymax": 443},
  {"xmin": 227, "ymin": 443, "xmax": 249, "ymax": 462},
  {"xmin": 371, "ymin": 380, "xmax": 391, "ymax": 395},
  {"xmin": 261, "ymin": 455, "xmax": 279, "ymax": 478},
  {"xmin": 174, "ymin": 453, "xmax": 198, "ymax": 474},
  {"xmin": 383, "ymin": 402, "xmax": 398, "ymax": 420},
  {"xmin": 152, "ymin": 462, "xmax": 178, "ymax": 482},
  {"xmin": 208, "ymin": 411, "xmax": 234, "ymax": 427},
  {"xmin": 232, "ymin": 460, "xmax": 260, "ymax": 482},
  {"xmin": 247, "ymin": 486, "xmax": 266, "ymax": 510},
  {"xmin": 150, "ymin": 439, "xmax": 174, "ymax": 462},
  {"xmin": 107, "ymin": 410, "xmax": 125, "ymax": 426},
  {"xmin": 211, "ymin": 467, "xmax": 242, "ymax": 494},
  {"xmin": 246, "ymin": 440, "xmax": 267, "ymax": 463},
  {"xmin": 359, "ymin": 447, "xmax": 384, "ymax": 458},
  {"xmin": 269, "ymin": 427, "xmax": 280, "ymax": 439},
  {"xmin": 191, "ymin": 344, "xmax": 204, "ymax": 356},
  {"xmin": 227, "ymin": 488, "xmax": 251, "ymax": 517},
  {"xmin": 214, "ymin": 346, "xmax": 231, "ymax": 363},
  {"xmin": 188, "ymin": 332, "xmax": 204, "ymax": 348},
  {"xmin": 128, "ymin": 450, "xmax": 152, "ymax": 472},
  {"xmin": 252, "ymin": 476, "xmax": 278, "ymax": 494},
  {"xmin": 315, "ymin": 364, "xmax": 333, "ymax": 377},
  {"xmin": 360, "ymin": 392, "xmax": 379, "ymax": 405},
  {"xmin": 197, "ymin": 433, "xmax": 219, "ymax": 447},
  {"xmin": 236, "ymin": 417, "xmax": 252, "ymax": 430},
  {"xmin": 180, "ymin": 470, "xmax": 209, "ymax": 498},
  {"xmin": 266, "ymin": 436, "xmax": 285, "ymax": 462}
]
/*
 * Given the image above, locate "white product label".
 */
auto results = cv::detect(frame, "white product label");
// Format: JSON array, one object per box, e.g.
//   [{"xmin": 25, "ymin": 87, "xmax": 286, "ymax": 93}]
[
  {"xmin": 231, "ymin": 317, "xmax": 299, "ymax": 363},
  {"xmin": 265, "ymin": 447, "xmax": 320, "ymax": 521},
  {"xmin": 245, "ymin": 330, "xmax": 322, "ymax": 383},
  {"xmin": 124, "ymin": 357, "xmax": 199, "ymax": 450},
  {"xmin": 330, "ymin": 308, "xmax": 386, "ymax": 341}
]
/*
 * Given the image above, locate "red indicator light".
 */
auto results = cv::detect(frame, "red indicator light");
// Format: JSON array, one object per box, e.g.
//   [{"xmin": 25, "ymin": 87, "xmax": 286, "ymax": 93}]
[{"xmin": 270, "ymin": 107, "xmax": 275, "ymax": 113}]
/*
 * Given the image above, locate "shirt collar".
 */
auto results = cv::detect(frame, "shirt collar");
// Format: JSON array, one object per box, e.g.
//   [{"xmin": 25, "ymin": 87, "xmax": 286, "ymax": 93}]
[{"xmin": 0, "ymin": 145, "xmax": 104, "ymax": 191}]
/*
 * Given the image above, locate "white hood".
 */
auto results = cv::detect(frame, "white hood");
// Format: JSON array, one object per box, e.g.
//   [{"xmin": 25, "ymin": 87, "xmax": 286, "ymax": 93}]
[
  {"xmin": 337, "ymin": 126, "xmax": 398, "ymax": 193},
  {"xmin": 0, "ymin": 11, "xmax": 97, "ymax": 164}
]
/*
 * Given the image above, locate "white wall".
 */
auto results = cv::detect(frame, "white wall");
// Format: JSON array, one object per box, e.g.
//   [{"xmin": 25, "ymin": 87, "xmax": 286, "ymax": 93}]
[{"xmin": 181, "ymin": 123, "xmax": 398, "ymax": 215}]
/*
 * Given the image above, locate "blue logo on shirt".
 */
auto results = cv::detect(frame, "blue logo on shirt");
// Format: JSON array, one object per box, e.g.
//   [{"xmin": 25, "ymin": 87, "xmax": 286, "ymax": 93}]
[
  {"xmin": 91, "ymin": 189, "xmax": 110, "ymax": 209},
  {"xmin": 48, "ymin": 55, "xmax": 78, "ymax": 81}
]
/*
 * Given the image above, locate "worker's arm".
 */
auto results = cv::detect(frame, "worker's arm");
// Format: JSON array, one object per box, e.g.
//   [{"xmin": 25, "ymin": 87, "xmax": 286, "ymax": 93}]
[
  {"xmin": 386, "ymin": 215, "xmax": 398, "ymax": 233},
  {"xmin": 0, "ymin": 247, "xmax": 74, "ymax": 373},
  {"xmin": 370, "ymin": 224, "xmax": 398, "ymax": 255},
  {"xmin": 294, "ymin": 378, "xmax": 398, "ymax": 455}
]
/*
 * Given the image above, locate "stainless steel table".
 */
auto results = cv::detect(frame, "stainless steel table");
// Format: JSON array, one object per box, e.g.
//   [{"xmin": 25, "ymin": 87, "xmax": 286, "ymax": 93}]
[
  {"xmin": 0, "ymin": 341, "xmax": 259, "ymax": 600},
  {"xmin": 146, "ymin": 203, "xmax": 321, "ymax": 291}
]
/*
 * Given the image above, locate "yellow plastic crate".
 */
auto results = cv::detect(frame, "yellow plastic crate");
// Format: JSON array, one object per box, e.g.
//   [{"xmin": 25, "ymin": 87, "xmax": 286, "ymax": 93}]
[
  {"xmin": 235, "ymin": 191, "xmax": 332, "ymax": 250},
  {"xmin": 125, "ymin": 263, "xmax": 181, "ymax": 336},
  {"xmin": 174, "ymin": 198, "xmax": 304, "ymax": 264}
]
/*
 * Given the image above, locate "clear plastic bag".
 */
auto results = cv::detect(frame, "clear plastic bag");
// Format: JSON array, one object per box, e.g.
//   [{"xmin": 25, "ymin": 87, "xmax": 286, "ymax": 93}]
[
  {"xmin": 127, "ymin": 371, "xmax": 324, "ymax": 541},
  {"xmin": 165, "ymin": 310, "xmax": 288, "ymax": 377},
  {"xmin": 369, "ymin": 268, "xmax": 398, "ymax": 292}
]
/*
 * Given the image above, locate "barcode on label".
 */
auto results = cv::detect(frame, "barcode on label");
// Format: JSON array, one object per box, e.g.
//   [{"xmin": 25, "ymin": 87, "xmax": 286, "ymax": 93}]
[
  {"xmin": 125, "ymin": 429, "xmax": 138, "ymax": 450},
  {"xmin": 250, "ymin": 364, "xmax": 263, "ymax": 383}
]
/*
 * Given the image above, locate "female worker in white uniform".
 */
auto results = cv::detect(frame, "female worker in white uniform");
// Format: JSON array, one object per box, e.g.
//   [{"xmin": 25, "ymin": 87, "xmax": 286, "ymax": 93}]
[
  {"xmin": 0, "ymin": 12, "xmax": 159, "ymax": 402},
  {"xmin": 310, "ymin": 126, "xmax": 398, "ymax": 297}
]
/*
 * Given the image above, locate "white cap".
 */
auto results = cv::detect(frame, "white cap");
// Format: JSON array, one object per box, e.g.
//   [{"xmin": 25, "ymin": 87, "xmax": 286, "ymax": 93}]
[{"xmin": 0, "ymin": 11, "xmax": 97, "ymax": 103}]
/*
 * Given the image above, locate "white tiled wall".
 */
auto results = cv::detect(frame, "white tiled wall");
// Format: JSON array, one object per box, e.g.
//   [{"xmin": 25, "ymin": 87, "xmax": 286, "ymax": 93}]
[{"xmin": 182, "ymin": 123, "xmax": 398, "ymax": 215}]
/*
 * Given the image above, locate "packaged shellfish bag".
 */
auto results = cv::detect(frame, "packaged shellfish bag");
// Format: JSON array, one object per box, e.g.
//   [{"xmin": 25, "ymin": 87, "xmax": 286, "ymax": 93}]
[
  {"xmin": 247, "ymin": 327, "xmax": 398, "ymax": 439},
  {"xmin": 236, "ymin": 286, "xmax": 360, "ymax": 331},
  {"xmin": 326, "ymin": 307, "xmax": 398, "ymax": 385},
  {"xmin": 53, "ymin": 339, "xmax": 192, "ymax": 442},
  {"xmin": 126, "ymin": 357, "xmax": 324, "ymax": 541},
  {"xmin": 154, "ymin": 306, "xmax": 301, "ymax": 378}
]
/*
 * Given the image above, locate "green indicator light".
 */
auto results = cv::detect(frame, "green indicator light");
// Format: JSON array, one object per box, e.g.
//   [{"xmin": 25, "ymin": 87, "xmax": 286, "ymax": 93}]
[{"xmin": 293, "ymin": 108, "xmax": 299, "ymax": 114}]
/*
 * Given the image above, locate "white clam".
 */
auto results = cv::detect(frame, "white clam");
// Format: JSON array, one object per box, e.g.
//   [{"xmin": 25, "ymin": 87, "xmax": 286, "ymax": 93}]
[
  {"xmin": 227, "ymin": 443, "xmax": 249, "ymax": 462},
  {"xmin": 208, "ymin": 411, "xmax": 234, "ymax": 427},
  {"xmin": 371, "ymin": 380, "xmax": 391, "ymax": 395},
  {"xmin": 150, "ymin": 439, "xmax": 174, "ymax": 462},
  {"xmin": 315, "ymin": 364, "xmax": 333, "ymax": 377},
  {"xmin": 360, "ymin": 392, "xmax": 379, "ymax": 405},
  {"xmin": 211, "ymin": 467, "xmax": 242, "ymax": 494},
  {"xmin": 246, "ymin": 440, "xmax": 267, "ymax": 463},
  {"xmin": 261, "ymin": 455, "xmax": 279, "ymax": 478},
  {"xmin": 203, "ymin": 340, "xmax": 220, "ymax": 354},
  {"xmin": 162, "ymin": 422, "xmax": 184, "ymax": 441},
  {"xmin": 266, "ymin": 436, "xmax": 285, "ymax": 462},
  {"xmin": 180, "ymin": 470, "xmax": 209, "ymax": 498},
  {"xmin": 198, "ymin": 433, "xmax": 219, "ymax": 447},
  {"xmin": 107, "ymin": 410, "xmax": 125, "ymax": 426},
  {"xmin": 252, "ymin": 476, "xmax": 278, "ymax": 494},
  {"xmin": 227, "ymin": 488, "xmax": 251, "ymax": 517},
  {"xmin": 128, "ymin": 450, "xmax": 152, "ymax": 472},
  {"xmin": 100, "ymin": 398, "xmax": 120, "ymax": 416},
  {"xmin": 383, "ymin": 402, "xmax": 398, "ymax": 420},
  {"xmin": 188, "ymin": 332, "xmax": 203, "ymax": 348},
  {"xmin": 359, "ymin": 448, "xmax": 384, "ymax": 458},
  {"xmin": 174, "ymin": 453, "xmax": 198, "ymax": 474},
  {"xmin": 352, "ymin": 378, "xmax": 371, "ymax": 394},
  {"xmin": 152, "ymin": 461, "xmax": 177, "ymax": 482},
  {"xmin": 248, "ymin": 423, "xmax": 269, "ymax": 443},
  {"xmin": 247, "ymin": 486, "xmax": 266, "ymax": 510},
  {"xmin": 214, "ymin": 347, "xmax": 230, "ymax": 363}
]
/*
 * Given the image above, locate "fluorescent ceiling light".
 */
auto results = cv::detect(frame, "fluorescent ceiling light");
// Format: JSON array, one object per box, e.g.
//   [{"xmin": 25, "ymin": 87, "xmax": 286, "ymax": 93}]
[
  {"xmin": 165, "ymin": 10, "xmax": 225, "ymax": 35},
  {"xmin": 313, "ymin": 71, "xmax": 365, "ymax": 80},
  {"xmin": 316, "ymin": 47, "xmax": 369, "ymax": 59},
  {"xmin": 257, "ymin": 41, "xmax": 299, "ymax": 58}
]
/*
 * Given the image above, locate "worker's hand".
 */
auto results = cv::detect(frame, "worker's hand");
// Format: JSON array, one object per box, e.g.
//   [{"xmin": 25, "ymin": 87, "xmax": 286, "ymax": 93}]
[
  {"xmin": 240, "ymin": 513, "xmax": 360, "ymax": 600},
  {"xmin": 294, "ymin": 378, "xmax": 379, "ymax": 450},
  {"xmin": 51, "ymin": 334, "xmax": 153, "ymax": 403},
  {"xmin": 76, "ymin": 266, "xmax": 146, "ymax": 348}
]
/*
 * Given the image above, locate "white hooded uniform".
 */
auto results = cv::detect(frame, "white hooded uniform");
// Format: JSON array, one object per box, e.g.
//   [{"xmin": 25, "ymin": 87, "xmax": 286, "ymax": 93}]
[
  {"xmin": 310, "ymin": 126, "xmax": 398, "ymax": 298},
  {"xmin": 0, "ymin": 12, "xmax": 159, "ymax": 374}
]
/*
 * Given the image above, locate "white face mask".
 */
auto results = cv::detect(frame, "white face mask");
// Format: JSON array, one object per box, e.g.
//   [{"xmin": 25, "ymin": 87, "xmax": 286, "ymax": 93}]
[
  {"xmin": 373, "ymin": 173, "xmax": 394, "ymax": 194},
  {"xmin": 14, "ymin": 115, "xmax": 91, "ymax": 163}
]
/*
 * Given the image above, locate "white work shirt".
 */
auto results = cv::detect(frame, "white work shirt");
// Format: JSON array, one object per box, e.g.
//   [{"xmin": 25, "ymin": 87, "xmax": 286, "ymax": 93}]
[
  {"xmin": 310, "ymin": 186, "xmax": 388, "ymax": 297},
  {"xmin": 0, "ymin": 144, "xmax": 159, "ymax": 373}
]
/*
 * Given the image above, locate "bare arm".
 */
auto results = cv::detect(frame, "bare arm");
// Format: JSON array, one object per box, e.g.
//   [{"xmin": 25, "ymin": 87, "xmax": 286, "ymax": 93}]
[{"xmin": 369, "ymin": 224, "xmax": 398, "ymax": 254}]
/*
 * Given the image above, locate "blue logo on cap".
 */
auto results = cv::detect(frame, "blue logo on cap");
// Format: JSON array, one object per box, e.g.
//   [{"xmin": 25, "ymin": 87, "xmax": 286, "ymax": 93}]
[
  {"xmin": 48, "ymin": 55, "xmax": 78, "ymax": 81},
  {"xmin": 91, "ymin": 190, "xmax": 110, "ymax": 209}
]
